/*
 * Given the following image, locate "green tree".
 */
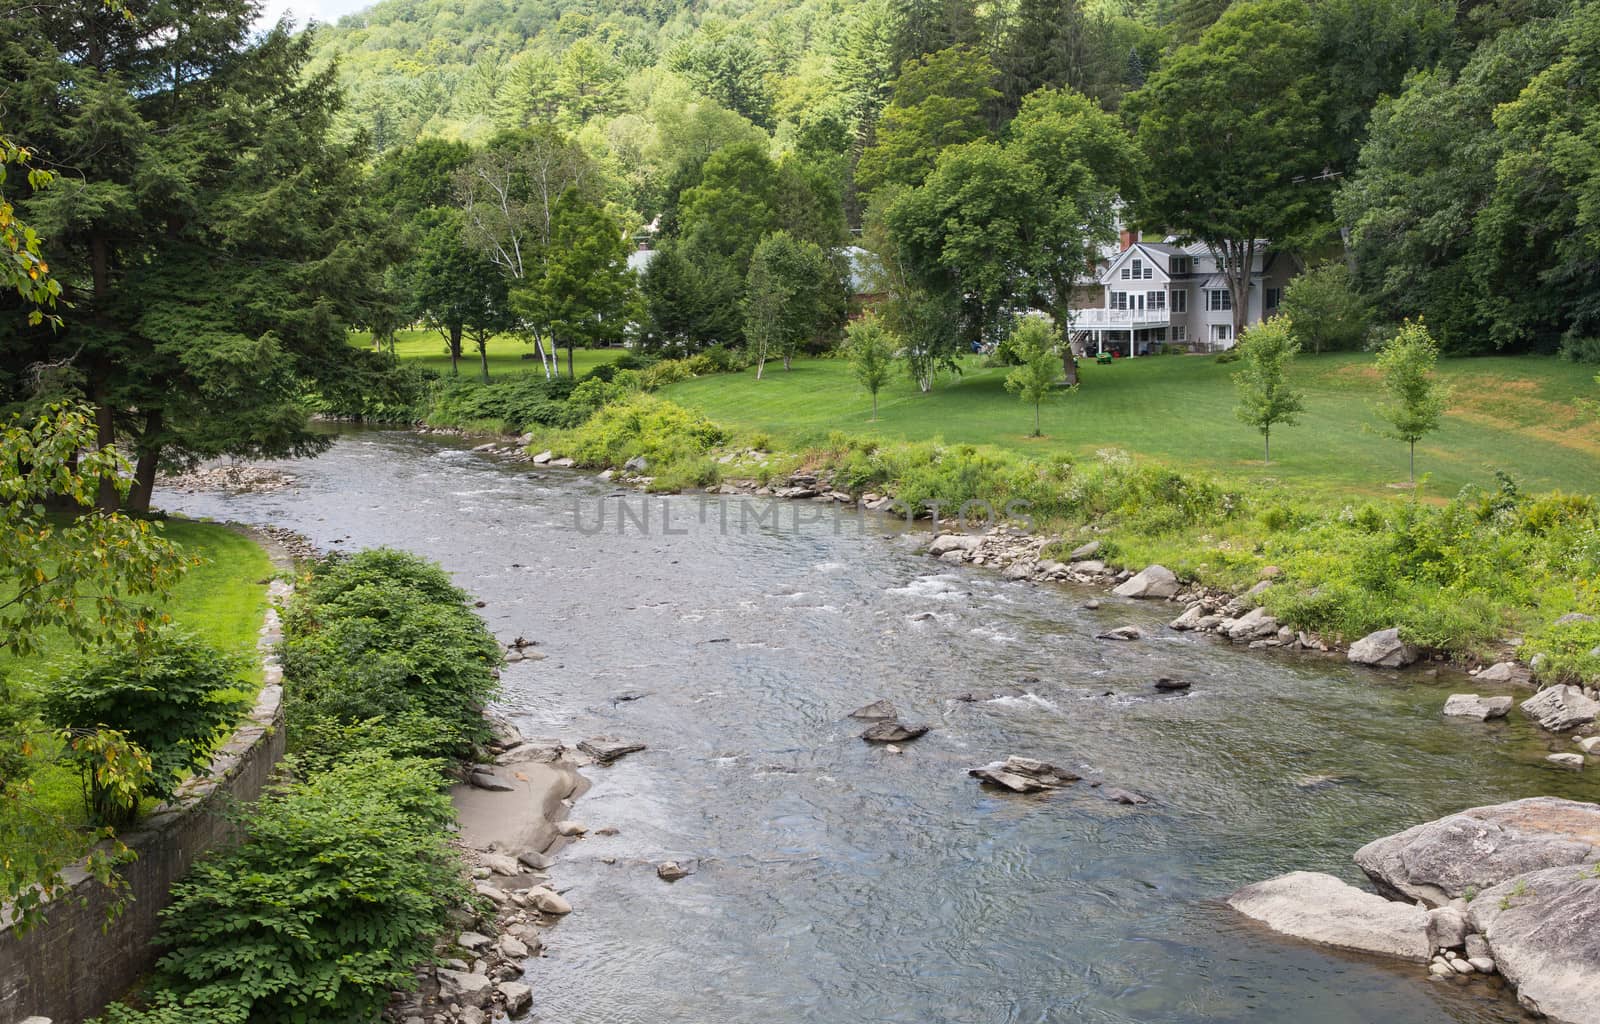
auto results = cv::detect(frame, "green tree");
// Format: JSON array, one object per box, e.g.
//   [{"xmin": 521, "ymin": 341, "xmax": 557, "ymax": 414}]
[
  {"xmin": 515, "ymin": 191, "xmax": 635, "ymax": 378},
  {"xmin": 398, "ymin": 210, "xmax": 514, "ymax": 381},
  {"xmin": 677, "ymin": 140, "xmax": 781, "ymax": 277},
  {"xmin": 744, "ymin": 231, "xmax": 834, "ymax": 378},
  {"xmin": 1125, "ymin": 0, "xmax": 1327, "ymax": 339},
  {"xmin": 1373, "ymin": 320, "xmax": 1452, "ymax": 482},
  {"xmin": 1232, "ymin": 317, "xmax": 1306, "ymax": 463},
  {"xmin": 1003, "ymin": 318, "xmax": 1066, "ymax": 436},
  {"xmin": 668, "ymin": 24, "xmax": 775, "ymax": 129},
  {"xmin": 3, "ymin": 5, "xmax": 396, "ymax": 512},
  {"xmin": 846, "ymin": 314, "xmax": 899, "ymax": 419},
  {"xmin": 0, "ymin": 135, "xmax": 61, "ymax": 327},
  {"xmin": 639, "ymin": 241, "xmax": 744, "ymax": 353},
  {"xmin": 855, "ymin": 47, "xmax": 1000, "ymax": 197},
  {"xmin": 557, "ymin": 39, "xmax": 625, "ymax": 125},
  {"xmin": 1, "ymin": 403, "xmax": 188, "ymax": 930},
  {"xmin": 1279, "ymin": 262, "xmax": 1373, "ymax": 354}
]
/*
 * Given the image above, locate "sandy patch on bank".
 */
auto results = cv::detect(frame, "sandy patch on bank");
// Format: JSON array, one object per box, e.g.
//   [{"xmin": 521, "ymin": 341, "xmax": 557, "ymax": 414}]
[{"xmin": 452, "ymin": 756, "xmax": 587, "ymax": 857}]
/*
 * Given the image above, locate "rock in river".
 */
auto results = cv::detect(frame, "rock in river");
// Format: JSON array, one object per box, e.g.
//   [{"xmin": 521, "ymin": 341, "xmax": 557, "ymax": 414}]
[
  {"xmin": 578, "ymin": 736, "xmax": 647, "ymax": 764},
  {"xmin": 1521, "ymin": 685, "xmax": 1600, "ymax": 732},
  {"xmin": 968, "ymin": 755, "xmax": 1081, "ymax": 793},
  {"xmin": 1153, "ymin": 677, "xmax": 1191, "ymax": 692},
  {"xmin": 1468, "ymin": 866, "xmax": 1600, "ymax": 1024},
  {"xmin": 1228, "ymin": 871, "xmax": 1432, "ymax": 961},
  {"xmin": 1346, "ymin": 627, "xmax": 1419, "ymax": 668},
  {"xmin": 1442, "ymin": 694, "xmax": 1513, "ymax": 720},
  {"xmin": 861, "ymin": 721, "xmax": 930, "ymax": 743},
  {"xmin": 1354, "ymin": 797, "xmax": 1600, "ymax": 906},
  {"xmin": 1095, "ymin": 625, "xmax": 1142, "ymax": 641},
  {"xmin": 849, "ymin": 699, "xmax": 897, "ymax": 720},
  {"xmin": 1112, "ymin": 564, "xmax": 1179, "ymax": 600}
]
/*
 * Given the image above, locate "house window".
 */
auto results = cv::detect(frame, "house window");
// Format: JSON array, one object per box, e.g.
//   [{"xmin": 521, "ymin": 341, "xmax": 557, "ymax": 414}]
[
  {"xmin": 1266, "ymin": 287, "xmax": 1282, "ymax": 310},
  {"xmin": 1172, "ymin": 290, "xmax": 1187, "ymax": 313},
  {"xmin": 1120, "ymin": 265, "xmax": 1130, "ymax": 280},
  {"xmin": 1110, "ymin": 291, "xmax": 1128, "ymax": 310},
  {"xmin": 1207, "ymin": 289, "xmax": 1231, "ymax": 311},
  {"xmin": 1172, "ymin": 257, "xmax": 1189, "ymax": 275},
  {"xmin": 1144, "ymin": 264, "xmax": 1154, "ymax": 280},
  {"xmin": 1147, "ymin": 290, "xmax": 1166, "ymax": 311},
  {"xmin": 1173, "ymin": 325, "xmax": 1186, "ymax": 341},
  {"xmin": 1211, "ymin": 323, "xmax": 1233, "ymax": 343}
]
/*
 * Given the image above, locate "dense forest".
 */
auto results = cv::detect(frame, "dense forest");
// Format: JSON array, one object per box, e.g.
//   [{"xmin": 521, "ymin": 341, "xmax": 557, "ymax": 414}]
[{"xmin": 2, "ymin": 0, "xmax": 1598, "ymax": 502}]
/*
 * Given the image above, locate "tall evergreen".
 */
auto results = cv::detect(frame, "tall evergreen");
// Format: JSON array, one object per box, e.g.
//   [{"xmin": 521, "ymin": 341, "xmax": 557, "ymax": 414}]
[{"xmin": 1, "ymin": 1, "xmax": 395, "ymax": 510}]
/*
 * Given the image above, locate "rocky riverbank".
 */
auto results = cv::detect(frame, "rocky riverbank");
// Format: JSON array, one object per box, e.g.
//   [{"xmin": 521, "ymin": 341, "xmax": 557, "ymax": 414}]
[
  {"xmin": 385, "ymin": 709, "xmax": 656, "ymax": 1024},
  {"xmin": 1228, "ymin": 797, "xmax": 1600, "ymax": 1024}
]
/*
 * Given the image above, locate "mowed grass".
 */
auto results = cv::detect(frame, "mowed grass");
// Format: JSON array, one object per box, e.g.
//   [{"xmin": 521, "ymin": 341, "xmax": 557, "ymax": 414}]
[
  {"xmin": 663, "ymin": 353, "xmax": 1600, "ymax": 499},
  {"xmin": 349, "ymin": 328, "xmax": 625, "ymax": 379},
  {"xmin": 1, "ymin": 520, "xmax": 274, "ymax": 826}
]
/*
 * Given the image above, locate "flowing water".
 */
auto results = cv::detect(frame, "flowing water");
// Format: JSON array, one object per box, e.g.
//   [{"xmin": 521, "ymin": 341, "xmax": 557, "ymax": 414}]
[{"xmin": 159, "ymin": 428, "xmax": 1595, "ymax": 1024}]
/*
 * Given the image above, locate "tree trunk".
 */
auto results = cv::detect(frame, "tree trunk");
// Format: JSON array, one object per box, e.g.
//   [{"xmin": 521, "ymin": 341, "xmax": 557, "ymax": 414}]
[
  {"xmin": 127, "ymin": 410, "xmax": 164, "ymax": 513},
  {"xmin": 1226, "ymin": 237, "xmax": 1255, "ymax": 342},
  {"xmin": 479, "ymin": 340, "xmax": 490, "ymax": 384},
  {"xmin": 755, "ymin": 354, "xmax": 766, "ymax": 380},
  {"xmin": 1033, "ymin": 401, "xmax": 1041, "ymax": 437},
  {"xmin": 94, "ymin": 390, "xmax": 119, "ymax": 512},
  {"xmin": 783, "ymin": 352, "xmax": 792, "ymax": 371},
  {"xmin": 871, "ymin": 392, "xmax": 878, "ymax": 421},
  {"xmin": 1264, "ymin": 430, "xmax": 1270, "ymax": 466},
  {"xmin": 1409, "ymin": 440, "xmax": 1415, "ymax": 483},
  {"xmin": 566, "ymin": 342, "xmax": 574, "ymax": 379},
  {"xmin": 449, "ymin": 324, "xmax": 463, "ymax": 377}
]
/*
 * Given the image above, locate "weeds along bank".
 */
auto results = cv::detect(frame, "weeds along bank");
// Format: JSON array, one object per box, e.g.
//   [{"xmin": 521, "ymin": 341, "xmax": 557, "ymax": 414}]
[
  {"xmin": 88, "ymin": 549, "xmax": 509, "ymax": 1024},
  {"xmin": 392, "ymin": 353, "xmax": 1597, "ymax": 685},
  {"xmin": 344, "ymin": 349, "xmax": 1600, "ymax": 679}
]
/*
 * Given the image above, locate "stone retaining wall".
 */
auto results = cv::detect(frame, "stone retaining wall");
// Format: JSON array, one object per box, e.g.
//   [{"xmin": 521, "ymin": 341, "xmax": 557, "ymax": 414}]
[{"xmin": 0, "ymin": 579, "xmax": 292, "ymax": 1024}]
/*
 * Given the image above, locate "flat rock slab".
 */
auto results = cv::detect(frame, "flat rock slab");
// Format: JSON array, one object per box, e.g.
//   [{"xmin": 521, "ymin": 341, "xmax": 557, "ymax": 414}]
[
  {"xmin": 968, "ymin": 756, "xmax": 1081, "ymax": 793},
  {"xmin": 1469, "ymin": 866, "xmax": 1600, "ymax": 1024},
  {"xmin": 1228, "ymin": 870, "xmax": 1432, "ymax": 961},
  {"xmin": 1522, "ymin": 686, "xmax": 1600, "ymax": 732},
  {"xmin": 849, "ymin": 699, "xmax": 897, "ymax": 720},
  {"xmin": 1443, "ymin": 694, "xmax": 1514, "ymax": 720},
  {"xmin": 861, "ymin": 721, "xmax": 930, "ymax": 743},
  {"xmin": 1095, "ymin": 626, "xmax": 1142, "ymax": 641},
  {"xmin": 1354, "ymin": 796, "xmax": 1600, "ymax": 906},
  {"xmin": 578, "ymin": 737, "xmax": 647, "ymax": 764}
]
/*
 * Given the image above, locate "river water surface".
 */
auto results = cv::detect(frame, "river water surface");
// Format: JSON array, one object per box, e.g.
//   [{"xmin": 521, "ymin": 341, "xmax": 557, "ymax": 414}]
[{"xmin": 159, "ymin": 428, "xmax": 1594, "ymax": 1024}]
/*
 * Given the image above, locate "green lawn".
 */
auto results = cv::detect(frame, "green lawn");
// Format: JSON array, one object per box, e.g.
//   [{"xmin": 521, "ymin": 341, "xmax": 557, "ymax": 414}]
[
  {"xmin": 350, "ymin": 328, "xmax": 625, "ymax": 379},
  {"xmin": 3, "ymin": 519, "xmax": 273, "ymax": 826},
  {"xmin": 663, "ymin": 353, "xmax": 1600, "ymax": 499}
]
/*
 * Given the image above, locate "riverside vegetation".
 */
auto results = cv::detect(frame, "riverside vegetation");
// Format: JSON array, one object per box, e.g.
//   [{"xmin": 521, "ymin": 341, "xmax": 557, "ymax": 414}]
[
  {"xmin": 90, "ymin": 548, "xmax": 503, "ymax": 1024},
  {"xmin": 376, "ymin": 337, "xmax": 1600, "ymax": 687}
]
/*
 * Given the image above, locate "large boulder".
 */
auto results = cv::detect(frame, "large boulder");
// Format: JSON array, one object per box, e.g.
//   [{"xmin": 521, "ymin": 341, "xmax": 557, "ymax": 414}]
[
  {"xmin": 437, "ymin": 969, "xmax": 494, "ymax": 1007},
  {"xmin": 1354, "ymin": 797, "xmax": 1600, "ymax": 906},
  {"xmin": 1477, "ymin": 661, "xmax": 1533, "ymax": 688},
  {"xmin": 1442, "ymin": 694, "xmax": 1513, "ymax": 720},
  {"xmin": 1347, "ymin": 628, "xmax": 1419, "ymax": 668},
  {"xmin": 1113, "ymin": 564, "xmax": 1180, "ymax": 599},
  {"xmin": 968, "ymin": 755, "xmax": 1081, "ymax": 793},
  {"xmin": 927, "ymin": 533, "xmax": 982, "ymax": 557},
  {"xmin": 1226, "ymin": 606, "xmax": 1280, "ymax": 642},
  {"xmin": 1522, "ymin": 686, "xmax": 1600, "ymax": 732},
  {"xmin": 1227, "ymin": 871, "xmax": 1431, "ymax": 961},
  {"xmin": 1468, "ymin": 867, "xmax": 1600, "ymax": 1024}
]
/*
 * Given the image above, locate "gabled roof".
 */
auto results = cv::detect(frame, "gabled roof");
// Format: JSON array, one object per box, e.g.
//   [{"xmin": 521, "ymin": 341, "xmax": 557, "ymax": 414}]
[{"xmin": 1135, "ymin": 241, "xmax": 1189, "ymax": 257}]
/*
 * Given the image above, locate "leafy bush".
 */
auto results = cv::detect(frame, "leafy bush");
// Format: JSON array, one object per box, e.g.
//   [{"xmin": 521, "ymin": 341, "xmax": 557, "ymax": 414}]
[
  {"xmin": 118, "ymin": 754, "xmax": 467, "ymax": 1024},
  {"xmin": 547, "ymin": 394, "xmax": 725, "ymax": 470},
  {"xmin": 1557, "ymin": 336, "xmax": 1600, "ymax": 363},
  {"xmin": 639, "ymin": 357, "xmax": 700, "ymax": 390},
  {"xmin": 425, "ymin": 374, "xmax": 581, "ymax": 432},
  {"xmin": 41, "ymin": 630, "xmax": 251, "ymax": 824},
  {"xmin": 310, "ymin": 355, "xmax": 434, "ymax": 423},
  {"xmin": 283, "ymin": 549, "xmax": 500, "ymax": 762}
]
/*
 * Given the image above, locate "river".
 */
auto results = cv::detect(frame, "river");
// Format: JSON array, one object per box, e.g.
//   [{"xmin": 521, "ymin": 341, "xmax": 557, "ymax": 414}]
[{"xmin": 158, "ymin": 427, "xmax": 1589, "ymax": 1024}]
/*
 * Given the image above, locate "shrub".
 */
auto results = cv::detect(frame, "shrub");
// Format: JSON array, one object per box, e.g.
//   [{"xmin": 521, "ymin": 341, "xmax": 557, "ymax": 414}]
[
  {"xmin": 555, "ymin": 394, "xmax": 726, "ymax": 469},
  {"xmin": 1557, "ymin": 336, "xmax": 1600, "ymax": 363},
  {"xmin": 639, "ymin": 358, "xmax": 699, "ymax": 390},
  {"xmin": 424, "ymin": 374, "xmax": 582, "ymax": 432},
  {"xmin": 130, "ymin": 753, "xmax": 467, "ymax": 1024},
  {"xmin": 42, "ymin": 630, "xmax": 251, "ymax": 824},
  {"xmin": 283, "ymin": 549, "xmax": 500, "ymax": 762}
]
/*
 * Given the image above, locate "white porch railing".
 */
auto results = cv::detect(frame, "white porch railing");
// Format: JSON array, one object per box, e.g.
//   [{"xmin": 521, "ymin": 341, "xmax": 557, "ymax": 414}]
[{"xmin": 1067, "ymin": 308, "xmax": 1171, "ymax": 329}]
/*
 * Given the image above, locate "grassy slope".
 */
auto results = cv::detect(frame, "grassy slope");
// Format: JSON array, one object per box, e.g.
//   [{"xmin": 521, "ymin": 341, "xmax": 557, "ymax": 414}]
[
  {"xmin": 662, "ymin": 353, "xmax": 1600, "ymax": 500},
  {"xmin": 349, "ymin": 328, "xmax": 624, "ymax": 380},
  {"xmin": 3, "ymin": 520, "xmax": 274, "ymax": 827}
]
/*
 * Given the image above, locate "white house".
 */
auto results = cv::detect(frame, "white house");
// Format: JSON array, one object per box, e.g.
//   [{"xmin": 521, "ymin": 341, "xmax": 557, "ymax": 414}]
[{"xmin": 1068, "ymin": 232, "xmax": 1300, "ymax": 356}]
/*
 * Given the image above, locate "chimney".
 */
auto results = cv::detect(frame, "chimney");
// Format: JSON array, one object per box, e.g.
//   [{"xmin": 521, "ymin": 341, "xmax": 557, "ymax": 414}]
[{"xmin": 1119, "ymin": 229, "xmax": 1139, "ymax": 251}]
